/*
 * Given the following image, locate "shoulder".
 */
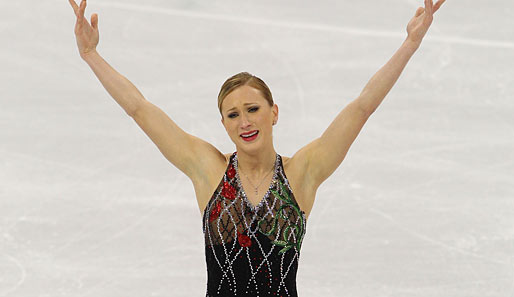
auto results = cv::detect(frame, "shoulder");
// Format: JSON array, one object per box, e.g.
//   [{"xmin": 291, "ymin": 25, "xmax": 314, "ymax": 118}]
[
  {"xmin": 280, "ymin": 155, "xmax": 298, "ymax": 182},
  {"xmin": 280, "ymin": 153, "xmax": 317, "ymax": 220},
  {"xmin": 280, "ymin": 154, "xmax": 303, "ymax": 175},
  {"xmin": 224, "ymin": 153, "xmax": 232, "ymax": 165},
  {"xmin": 281, "ymin": 152, "xmax": 318, "ymax": 193},
  {"xmin": 190, "ymin": 152, "xmax": 231, "ymax": 188}
]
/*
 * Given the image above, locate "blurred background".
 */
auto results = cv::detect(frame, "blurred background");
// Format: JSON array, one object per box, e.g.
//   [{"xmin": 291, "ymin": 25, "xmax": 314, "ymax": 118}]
[{"xmin": 1, "ymin": 0, "xmax": 513, "ymax": 296}]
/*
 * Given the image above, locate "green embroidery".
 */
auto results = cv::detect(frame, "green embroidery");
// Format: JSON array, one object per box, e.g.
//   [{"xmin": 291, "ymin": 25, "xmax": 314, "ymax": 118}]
[{"xmin": 258, "ymin": 180, "xmax": 305, "ymax": 255}]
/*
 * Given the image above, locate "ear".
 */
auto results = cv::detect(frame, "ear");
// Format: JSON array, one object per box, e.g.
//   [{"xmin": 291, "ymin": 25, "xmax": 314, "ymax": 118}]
[{"xmin": 272, "ymin": 104, "xmax": 278, "ymax": 123}]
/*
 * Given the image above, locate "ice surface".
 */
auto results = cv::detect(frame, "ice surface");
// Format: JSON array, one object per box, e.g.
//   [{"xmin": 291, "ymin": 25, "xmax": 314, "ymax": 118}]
[{"xmin": 0, "ymin": 0, "xmax": 513, "ymax": 296}]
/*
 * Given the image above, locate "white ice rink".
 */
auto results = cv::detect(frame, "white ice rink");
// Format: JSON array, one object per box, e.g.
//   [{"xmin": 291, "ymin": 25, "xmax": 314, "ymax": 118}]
[{"xmin": 1, "ymin": 0, "xmax": 513, "ymax": 296}]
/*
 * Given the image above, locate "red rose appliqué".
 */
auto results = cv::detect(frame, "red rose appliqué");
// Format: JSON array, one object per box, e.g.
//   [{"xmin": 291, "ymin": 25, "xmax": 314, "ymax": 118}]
[
  {"xmin": 221, "ymin": 181, "xmax": 236, "ymax": 200},
  {"xmin": 227, "ymin": 164, "xmax": 236, "ymax": 179},
  {"xmin": 237, "ymin": 230, "xmax": 252, "ymax": 247},
  {"xmin": 209, "ymin": 200, "xmax": 222, "ymax": 222}
]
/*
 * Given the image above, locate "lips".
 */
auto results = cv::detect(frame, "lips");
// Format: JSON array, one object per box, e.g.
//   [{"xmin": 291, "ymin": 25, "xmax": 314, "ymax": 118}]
[{"xmin": 240, "ymin": 130, "xmax": 258, "ymax": 137}]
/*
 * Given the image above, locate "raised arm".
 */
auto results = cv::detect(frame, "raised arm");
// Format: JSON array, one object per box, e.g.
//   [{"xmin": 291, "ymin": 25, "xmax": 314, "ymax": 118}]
[
  {"xmin": 357, "ymin": 0, "xmax": 445, "ymax": 114},
  {"xmin": 292, "ymin": 0, "xmax": 446, "ymax": 191},
  {"xmin": 68, "ymin": 0, "xmax": 141, "ymax": 116},
  {"xmin": 68, "ymin": 0, "xmax": 225, "ymax": 179}
]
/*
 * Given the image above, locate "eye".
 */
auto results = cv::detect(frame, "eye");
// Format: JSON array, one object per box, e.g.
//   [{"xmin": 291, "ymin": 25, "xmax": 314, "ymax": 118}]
[{"xmin": 227, "ymin": 107, "xmax": 258, "ymax": 119}]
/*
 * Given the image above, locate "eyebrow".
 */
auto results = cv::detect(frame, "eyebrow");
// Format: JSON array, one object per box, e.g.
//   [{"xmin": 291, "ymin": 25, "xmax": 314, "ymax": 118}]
[{"xmin": 226, "ymin": 103, "xmax": 257, "ymax": 113}]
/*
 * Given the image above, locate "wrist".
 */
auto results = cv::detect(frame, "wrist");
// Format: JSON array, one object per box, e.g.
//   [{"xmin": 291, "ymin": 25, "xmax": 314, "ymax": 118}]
[
  {"xmin": 80, "ymin": 49, "xmax": 99, "ymax": 61},
  {"xmin": 403, "ymin": 38, "xmax": 421, "ymax": 52}
]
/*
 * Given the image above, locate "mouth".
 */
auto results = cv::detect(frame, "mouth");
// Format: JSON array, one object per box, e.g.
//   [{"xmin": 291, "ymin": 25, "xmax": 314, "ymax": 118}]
[{"xmin": 240, "ymin": 130, "xmax": 259, "ymax": 142}]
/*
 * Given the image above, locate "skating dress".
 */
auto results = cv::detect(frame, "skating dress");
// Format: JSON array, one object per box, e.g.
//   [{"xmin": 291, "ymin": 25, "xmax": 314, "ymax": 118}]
[{"xmin": 202, "ymin": 151, "xmax": 307, "ymax": 297}]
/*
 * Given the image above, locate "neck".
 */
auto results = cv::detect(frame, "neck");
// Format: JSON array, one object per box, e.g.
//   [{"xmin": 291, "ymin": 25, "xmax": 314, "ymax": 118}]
[{"xmin": 236, "ymin": 147, "xmax": 277, "ymax": 179}]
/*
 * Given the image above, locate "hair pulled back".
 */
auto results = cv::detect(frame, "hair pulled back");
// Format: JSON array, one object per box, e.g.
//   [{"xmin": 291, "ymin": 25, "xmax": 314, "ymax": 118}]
[{"xmin": 218, "ymin": 72, "xmax": 274, "ymax": 117}]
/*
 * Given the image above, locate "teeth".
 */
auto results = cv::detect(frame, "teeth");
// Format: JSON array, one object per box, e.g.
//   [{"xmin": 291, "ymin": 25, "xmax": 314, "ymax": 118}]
[{"xmin": 242, "ymin": 131, "xmax": 258, "ymax": 138}]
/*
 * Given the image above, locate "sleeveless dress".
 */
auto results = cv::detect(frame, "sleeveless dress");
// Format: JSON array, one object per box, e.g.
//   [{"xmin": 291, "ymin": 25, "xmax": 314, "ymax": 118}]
[{"xmin": 202, "ymin": 151, "xmax": 307, "ymax": 297}]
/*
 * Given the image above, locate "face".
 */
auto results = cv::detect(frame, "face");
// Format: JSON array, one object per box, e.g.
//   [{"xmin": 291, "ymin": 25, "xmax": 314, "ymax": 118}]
[{"xmin": 221, "ymin": 85, "xmax": 278, "ymax": 151}]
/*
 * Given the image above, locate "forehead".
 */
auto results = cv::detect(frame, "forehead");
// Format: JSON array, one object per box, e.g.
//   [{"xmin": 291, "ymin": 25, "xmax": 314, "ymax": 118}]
[{"xmin": 222, "ymin": 85, "xmax": 266, "ymax": 112}]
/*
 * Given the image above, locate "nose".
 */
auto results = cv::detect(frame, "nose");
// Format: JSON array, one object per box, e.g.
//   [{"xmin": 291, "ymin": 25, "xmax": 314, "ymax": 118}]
[{"xmin": 239, "ymin": 112, "xmax": 252, "ymax": 129}]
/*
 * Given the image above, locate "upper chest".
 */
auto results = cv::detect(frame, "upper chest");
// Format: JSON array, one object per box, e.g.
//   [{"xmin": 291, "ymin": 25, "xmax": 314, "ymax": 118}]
[{"xmin": 200, "ymin": 153, "xmax": 312, "ymax": 220}]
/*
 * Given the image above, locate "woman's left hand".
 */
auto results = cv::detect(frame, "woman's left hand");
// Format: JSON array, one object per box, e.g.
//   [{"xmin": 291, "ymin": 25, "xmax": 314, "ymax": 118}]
[{"xmin": 406, "ymin": 0, "xmax": 446, "ymax": 45}]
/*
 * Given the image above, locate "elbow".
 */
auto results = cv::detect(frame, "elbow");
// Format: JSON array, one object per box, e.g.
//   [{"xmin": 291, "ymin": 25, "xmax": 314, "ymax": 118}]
[
  {"xmin": 127, "ymin": 100, "xmax": 147, "ymax": 118},
  {"xmin": 126, "ymin": 108, "xmax": 136, "ymax": 118},
  {"xmin": 353, "ymin": 99, "xmax": 374, "ymax": 118},
  {"xmin": 363, "ymin": 105, "xmax": 376, "ymax": 117}
]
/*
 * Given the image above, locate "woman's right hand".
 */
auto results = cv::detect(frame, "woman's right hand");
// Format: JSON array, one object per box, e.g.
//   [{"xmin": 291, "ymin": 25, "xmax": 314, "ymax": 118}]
[{"xmin": 68, "ymin": 0, "xmax": 99, "ymax": 58}]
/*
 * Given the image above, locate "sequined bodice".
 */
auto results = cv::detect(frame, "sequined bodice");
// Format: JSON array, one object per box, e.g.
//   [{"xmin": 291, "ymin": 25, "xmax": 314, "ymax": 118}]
[{"xmin": 202, "ymin": 151, "xmax": 307, "ymax": 297}]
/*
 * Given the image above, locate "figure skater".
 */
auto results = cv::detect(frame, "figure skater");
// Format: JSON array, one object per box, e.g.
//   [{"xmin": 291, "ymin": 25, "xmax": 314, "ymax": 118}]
[{"xmin": 68, "ymin": 0, "xmax": 445, "ymax": 295}]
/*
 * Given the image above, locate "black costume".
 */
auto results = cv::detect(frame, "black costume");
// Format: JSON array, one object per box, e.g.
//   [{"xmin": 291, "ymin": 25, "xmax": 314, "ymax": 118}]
[{"xmin": 203, "ymin": 151, "xmax": 307, "ymax": 297}]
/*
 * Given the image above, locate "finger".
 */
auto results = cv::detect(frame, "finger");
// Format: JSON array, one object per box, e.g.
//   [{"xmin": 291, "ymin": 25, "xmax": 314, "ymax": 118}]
[
  {"xmin": 433, "ymin": 0, "xmax": 446, "ymax": 14},
  {"xmin": 78, "ymin": 0, "xmax": 86, "ymax": 21},
  {"xmin": 424, "ymin": 0, "xmax": 433, "ymax": 15},
  {"xmin": 91, "ymin": 13, "xmax": 98, "ymax": 30},
  {"xmin": 415, "ymin": 7, "xmax": 424, "ymax": 17},
  {"xmin": 68, "ymin": 0, "xmax": 79, "ymax": 16}
]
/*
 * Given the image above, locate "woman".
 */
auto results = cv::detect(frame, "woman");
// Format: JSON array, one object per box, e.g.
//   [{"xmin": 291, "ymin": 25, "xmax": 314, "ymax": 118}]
[{"xmin": 68, "ymin": 0, "xmax": 445, "ymax": 296}]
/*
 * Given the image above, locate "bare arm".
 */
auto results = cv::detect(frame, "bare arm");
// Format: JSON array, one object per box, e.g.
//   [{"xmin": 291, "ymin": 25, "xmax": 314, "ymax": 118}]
[
  {"xmin": 355, "ymin": 39, "xmax": 419, "ymax": 114},
  {"xmin": 81, "ymin": 51, "xmax": 144, "ymax": 116},
  {"xmin": 69, "ymin": 0, "xmax": 143, "ymax": 115},
  {"xmin": 131, "ymin": 100, "xmax": 226, "ymax": 178},
  {"xmin": 356, "ymin": 0, "xmax": 445, "ymax": 114},
  {"xmin": 291, "ymin": 0, "xmax": 446, "ymax": 191},
  {"xmin": 68, "ymin": 0, "xmax": 225, "ymax": 179}
]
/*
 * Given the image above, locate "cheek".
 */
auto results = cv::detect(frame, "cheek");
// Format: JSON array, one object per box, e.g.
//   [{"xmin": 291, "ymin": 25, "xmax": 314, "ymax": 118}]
[{"xmin": 229, "ymin": 124, "xmax": 238, "ymax": 135}]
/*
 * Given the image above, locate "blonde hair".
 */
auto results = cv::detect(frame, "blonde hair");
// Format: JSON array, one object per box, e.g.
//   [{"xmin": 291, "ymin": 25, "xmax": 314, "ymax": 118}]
[{"xmin": 218, "ymin": 72, "xmax": 274, "ymax": 117}]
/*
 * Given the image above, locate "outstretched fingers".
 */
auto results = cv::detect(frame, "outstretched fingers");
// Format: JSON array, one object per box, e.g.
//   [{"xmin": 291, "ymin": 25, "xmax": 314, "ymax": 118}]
[
  {"xmin": 68, "ymin": 0, "xmax": 79, "ymax": 17},
  {"xmin": 424, "ymin": 0, "xmax": 433, "ymax": 16},
  {"xmin": 422, "ymin": 0, "xmax": 445, "ymax": 18},
  {"xmin": 78, "ymin": 0, "xmax": 86, "ymax": 21},
  {"xmin": 433, "ymin": 0, "xmax": 446, "ymax": 14}
]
